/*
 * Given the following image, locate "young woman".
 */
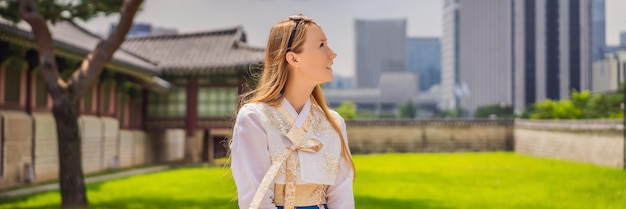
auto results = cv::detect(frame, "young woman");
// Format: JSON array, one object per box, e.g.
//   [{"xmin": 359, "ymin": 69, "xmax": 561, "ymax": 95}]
[{"xmin": 230, "ymin": 14, "xmax": 356, "ymax": 209}]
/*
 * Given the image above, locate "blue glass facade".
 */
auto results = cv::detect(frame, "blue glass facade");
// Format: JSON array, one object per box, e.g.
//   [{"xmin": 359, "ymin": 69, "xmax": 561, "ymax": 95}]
[{"xmin": 407, "ymin": 38, "xmax": 441, "ymax": 91}]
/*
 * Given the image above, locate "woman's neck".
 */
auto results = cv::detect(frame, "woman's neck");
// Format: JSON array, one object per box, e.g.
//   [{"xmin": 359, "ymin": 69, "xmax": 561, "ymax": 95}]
[{"xmin": 283, "ymin": 81, "xmax": 315, "ymax": 114}]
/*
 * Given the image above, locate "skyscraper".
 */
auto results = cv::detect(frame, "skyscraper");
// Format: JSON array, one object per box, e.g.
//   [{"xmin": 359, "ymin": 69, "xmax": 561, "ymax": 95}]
[
  {"xmin": 408, "ymin": 37, "xmax": 441, "ymax": 92},
  {"xmin": 441, "ymin": 0, "xmax": 460, "ymax": 111},
  {"xmin": 513, "ymin": 0, "xmax": 592, "ymax": 112},
  {"xmin": 441, "ymin": 0, "xmax": 513, "ymax": 114},
  {"xmin": 442, "ymin": 0, "xmax": 593, "ymax": 115},
  {"xmin": 355, "ymin": 19, "xmax": 407, "ymax": 88},
  {"xmin": 592, "ymin": 0, "xmax": 606, "ymax": 61}
]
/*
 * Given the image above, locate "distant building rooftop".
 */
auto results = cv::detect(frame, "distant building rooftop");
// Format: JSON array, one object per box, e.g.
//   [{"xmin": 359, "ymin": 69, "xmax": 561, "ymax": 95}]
[
  {"xmin": 121, "ymin": 26, "xmax": 264, "ymax": 75},
  {"xmin": 0, "ymin": 19, "xmax": 172, "ymax": 92}
]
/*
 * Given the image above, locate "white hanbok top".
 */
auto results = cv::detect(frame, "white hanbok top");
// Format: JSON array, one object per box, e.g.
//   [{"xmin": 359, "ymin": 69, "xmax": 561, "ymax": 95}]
[{"xmin": 230, "ymin": 98, "xmax": 355, "ymax": 209}]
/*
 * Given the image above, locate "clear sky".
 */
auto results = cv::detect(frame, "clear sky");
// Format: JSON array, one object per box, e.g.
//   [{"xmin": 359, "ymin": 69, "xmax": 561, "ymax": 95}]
[{"xmin": 80, "ymin": 0, "xmax": 626, "ymax": 78}]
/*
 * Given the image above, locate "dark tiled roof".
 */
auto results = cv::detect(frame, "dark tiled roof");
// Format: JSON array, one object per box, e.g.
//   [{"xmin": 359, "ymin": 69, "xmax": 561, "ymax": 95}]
[
  {"xmin": 0, "ymin": 19, "xmax": 172, "ymax": 92},
  {"xmin": 121, "ymin": 26, "xmax": 265, "ymax": 75},
  {"xmin": 0, "ymin": 19, "xmax": 159, "ymax": 76}
]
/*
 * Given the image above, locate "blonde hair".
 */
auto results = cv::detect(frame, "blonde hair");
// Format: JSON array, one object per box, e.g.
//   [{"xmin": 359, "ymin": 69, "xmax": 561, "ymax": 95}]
[{"xmin": 238, "ymin": 16, "xmax": 355, "ymax": 178}]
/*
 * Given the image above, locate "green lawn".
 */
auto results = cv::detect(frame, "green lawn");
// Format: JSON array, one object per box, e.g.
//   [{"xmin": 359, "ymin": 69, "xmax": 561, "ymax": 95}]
[{"xmin": 1, "ymin": 152, "xmax": 625, "ymax": 209}]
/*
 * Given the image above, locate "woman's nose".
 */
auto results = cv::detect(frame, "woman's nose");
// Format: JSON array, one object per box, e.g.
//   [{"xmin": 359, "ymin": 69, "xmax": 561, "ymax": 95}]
[{"xmin": 329, "ymin": 48, "xmax": 337, "ymax": 59}]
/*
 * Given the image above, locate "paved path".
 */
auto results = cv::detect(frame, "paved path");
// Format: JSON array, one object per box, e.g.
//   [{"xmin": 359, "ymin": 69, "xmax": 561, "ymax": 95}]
[{"xmin": 0, "ymin": 165, "xmax": 170, "ymax": 198}]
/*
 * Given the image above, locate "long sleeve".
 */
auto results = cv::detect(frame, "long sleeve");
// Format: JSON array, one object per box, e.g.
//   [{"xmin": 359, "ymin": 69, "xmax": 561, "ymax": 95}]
[
  {"xmin": 325, "ymin": 114, "xmax": 355, "ymax": 209},
  {"xmin": 230, "ymin": 104, "xmax": 277, "ymax": 209}
]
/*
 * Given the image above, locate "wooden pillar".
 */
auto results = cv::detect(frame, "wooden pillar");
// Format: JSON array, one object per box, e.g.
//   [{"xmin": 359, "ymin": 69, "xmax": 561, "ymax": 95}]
[
  {"xmin": 184, "ymin": 77, "xmax": 199, "ymax": 163},
  {"xmin": 96, "ymin": 80, "xmax": 102, "ymax": 117},
  {"xmin": 140, "ymin": 89, "xmax": 150, "ymax": 130},
  {"xmin": 25, "ymin": 66, "xmax": 33, "ymax": 114},
  {"xmin": 186, "ymin": 77, "xmax": 198, "ymax": 137}
]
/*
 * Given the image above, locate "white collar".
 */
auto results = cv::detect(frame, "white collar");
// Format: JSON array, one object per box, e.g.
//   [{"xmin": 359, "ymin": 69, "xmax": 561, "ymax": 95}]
[{"xmin": 281, "ymin": 97, "xmax": 311, "ymax": 129}]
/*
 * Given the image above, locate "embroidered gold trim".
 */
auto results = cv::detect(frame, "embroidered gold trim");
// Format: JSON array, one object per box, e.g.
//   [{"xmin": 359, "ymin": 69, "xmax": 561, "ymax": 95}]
[
  {"xmin": 274, "ymin": 184, "xmax": 329, "ymax": 206},
  {"xmin": 323, "ymin": 152, "xmax": 340, "ymax": 178}
]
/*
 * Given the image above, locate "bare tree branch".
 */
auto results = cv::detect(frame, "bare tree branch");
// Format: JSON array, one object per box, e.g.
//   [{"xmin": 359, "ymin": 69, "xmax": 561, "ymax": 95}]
[
  {"xmin": 18, "ymin": 0, "xmax": 68, "ymax": 99},
  {"xmin": 67, "ymin": 0, "xmax": 143, "ymax": 101}
]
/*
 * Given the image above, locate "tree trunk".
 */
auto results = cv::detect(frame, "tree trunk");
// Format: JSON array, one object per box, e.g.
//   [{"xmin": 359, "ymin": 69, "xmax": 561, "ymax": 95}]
[
  {"xmin": 53, "ymin": 96, "xmax": 88, "ymax": 209},
  {"xmin": 17, "ymin": 1, "xmax": 144, "ymax": 208}
]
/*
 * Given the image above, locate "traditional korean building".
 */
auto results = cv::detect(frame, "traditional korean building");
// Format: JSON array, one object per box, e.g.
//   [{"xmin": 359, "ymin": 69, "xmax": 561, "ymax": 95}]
[
  {"xmin": 121, "ymin": 26, "xmax": 264, "ymax": 162},
  {"xmin": 0, "ymin": 20, "xmax": 263, "ymax": 189}
]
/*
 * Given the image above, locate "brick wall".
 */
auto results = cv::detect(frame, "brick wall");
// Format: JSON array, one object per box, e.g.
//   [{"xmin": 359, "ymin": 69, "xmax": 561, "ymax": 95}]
[
  {"xmin": 0, "ymin": 110, "xmax": 33, "ymax": 188},
  {"xmin": 515, "ymin": 119, "xmax": 624, "ymax": 168},
  {"xmin": 346, "ymin": 120, "xmax": 514, "ymax": 154}
]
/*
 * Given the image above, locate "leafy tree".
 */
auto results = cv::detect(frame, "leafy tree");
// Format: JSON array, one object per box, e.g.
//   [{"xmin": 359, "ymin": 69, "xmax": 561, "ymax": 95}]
[
  {"xmin": 586, "ymin": 93, "xmax": 623, "ymax": 119},
  {"xmin": 570, "ymin": 90, "xmax": 591, "ymax": 118},
  {"xmin": 474, "ymin": 103, "xmax": 514, "ymax": 119},
  {"xmin": 524, "ymin": 84, "xmax": 624, "ymax": 120},
  {"xmin": 520, "ymin": 103, "xmax": 535, "ymax": 119},
  {"xmin": 1, "ymin": 0, "xmax": 144, "ymax": 208},
  {"xmin": 529, "ymin": 99, "xmax": 580, "ymax": 119},
  {"xmin": 335, "ymin": 100, "xmax": 356, "ymax": 120},
  {"xmin": 552, "ymin": 100, "xmax": 581, "ymax": 119},
  {"xmin": 398, "ymin": 100, "xmax": 417, "ymax": 119},
  {"xmin": 356, "ymin": 109, "xmax": 375, "ymax": 119}
]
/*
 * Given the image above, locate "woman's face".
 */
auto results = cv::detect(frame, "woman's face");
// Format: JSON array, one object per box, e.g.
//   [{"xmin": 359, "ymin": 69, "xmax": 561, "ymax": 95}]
[{"xmin": 291, "ymin": 24, "xmax": 337, "ymax": 84}]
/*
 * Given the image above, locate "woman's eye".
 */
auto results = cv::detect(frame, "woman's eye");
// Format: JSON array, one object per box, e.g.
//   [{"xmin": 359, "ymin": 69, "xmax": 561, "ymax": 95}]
[{"xmin": 320, "ymin": 43, "xmax": 325, "ymax": 47}]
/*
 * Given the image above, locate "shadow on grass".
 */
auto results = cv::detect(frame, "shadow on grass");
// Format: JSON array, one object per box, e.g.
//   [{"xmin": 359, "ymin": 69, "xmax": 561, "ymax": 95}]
[{"xmin": 355, "ymin": 195, "xmax": 452, "ymax": 209}]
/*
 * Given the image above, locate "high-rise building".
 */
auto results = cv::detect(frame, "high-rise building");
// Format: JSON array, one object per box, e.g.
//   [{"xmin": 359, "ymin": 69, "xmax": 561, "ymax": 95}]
[
  {"xmin": 441, "ymin": 0, "xmax": 460, "ymax": 111},
  {"xmin": 592, "ymin": 0, "xmax": 606, "ymax": 61},
  {"xmin": 441, "ymin": 0, "xmax": 513, "ymax": 114},
  {"xmin": 592, "ymin": 49, "xmax": 626, "ymax": 93},
  {"xmin": 355, "ymin": 19, "xmax": 407, "ymax": 88},
  {"xmin": 408, "ymin": 38, "xmax": 441, "ymax": 92},
  {"xmin": 442, "ymin": 0, "xmax": 593, "ymax": 115},
  {"xmin": 513, "ymin": 0, "xmax": 592, "ymax": 112},
  {"xmin": 620, "ymin": 31, "xmax": 626, "ymax": 47}
]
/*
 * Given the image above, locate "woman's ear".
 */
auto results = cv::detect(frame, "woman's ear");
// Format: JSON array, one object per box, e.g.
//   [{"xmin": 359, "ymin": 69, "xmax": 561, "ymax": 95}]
[{"xmin": 285, "ymin": 52, "xmax": 299, "ymax": 68}]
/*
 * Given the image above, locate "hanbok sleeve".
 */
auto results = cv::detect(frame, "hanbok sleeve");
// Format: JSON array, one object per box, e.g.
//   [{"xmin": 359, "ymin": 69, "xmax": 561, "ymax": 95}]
[
  {"xmin": 230, "ymin": 104, "xmax": 277, "ymax": 209},
  {"xmin": 325, "ymin": 113, "xmax": 355, "ymax": 209}
]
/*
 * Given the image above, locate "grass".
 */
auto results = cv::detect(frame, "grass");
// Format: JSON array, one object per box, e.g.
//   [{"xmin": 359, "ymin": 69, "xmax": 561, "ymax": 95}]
[
  {"xmin": 1, "ymin": 152, "xmax": 625, "ymax": 209},
  {"xmin": 0, "ymin": 164, "xmax": 160, "ymax": 193}
]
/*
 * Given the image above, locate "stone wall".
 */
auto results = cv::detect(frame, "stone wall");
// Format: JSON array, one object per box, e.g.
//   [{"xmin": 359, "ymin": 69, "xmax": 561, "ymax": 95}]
[
  {"xmin": 32, "ymin": 113, "xmax": 58, "ymax": 182},
  {"xmin": 146, "ymin": 129, "xmax": 185, "ymax": 163},
  {"xmin": 515, "ymin": 119, "xmax": 624, "ymax": 168},
  {"xmin": 0, "ymin": 110, "xmax": 33, "ymax": 188},
  {"xmin": 346, "ymin": 120, "xmax": 514, "ymax": 154},
  {"xmin": 101, "ymin": 118, "xmax": 119, "ymax": 170},
  {"xmin": 118, "ymin": 130, "xmax": 135, "ymax": 168},
  {"xmin": 79, "ymin": 115, "xmax": 103, "ymax": 173},
  {"xmin": 0, "ymin": 112, "xmax": 185, "ymax": 190}
]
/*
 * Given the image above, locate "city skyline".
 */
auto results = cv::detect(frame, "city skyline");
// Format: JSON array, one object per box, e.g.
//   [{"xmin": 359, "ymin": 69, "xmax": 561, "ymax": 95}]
[
  {"xmin": 80, "ymin": 0, "xmax": 442, "ymax": 78},
  {"xmin": 80, "ymin": 0, "xmax": 626, "ymax": 79}
]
